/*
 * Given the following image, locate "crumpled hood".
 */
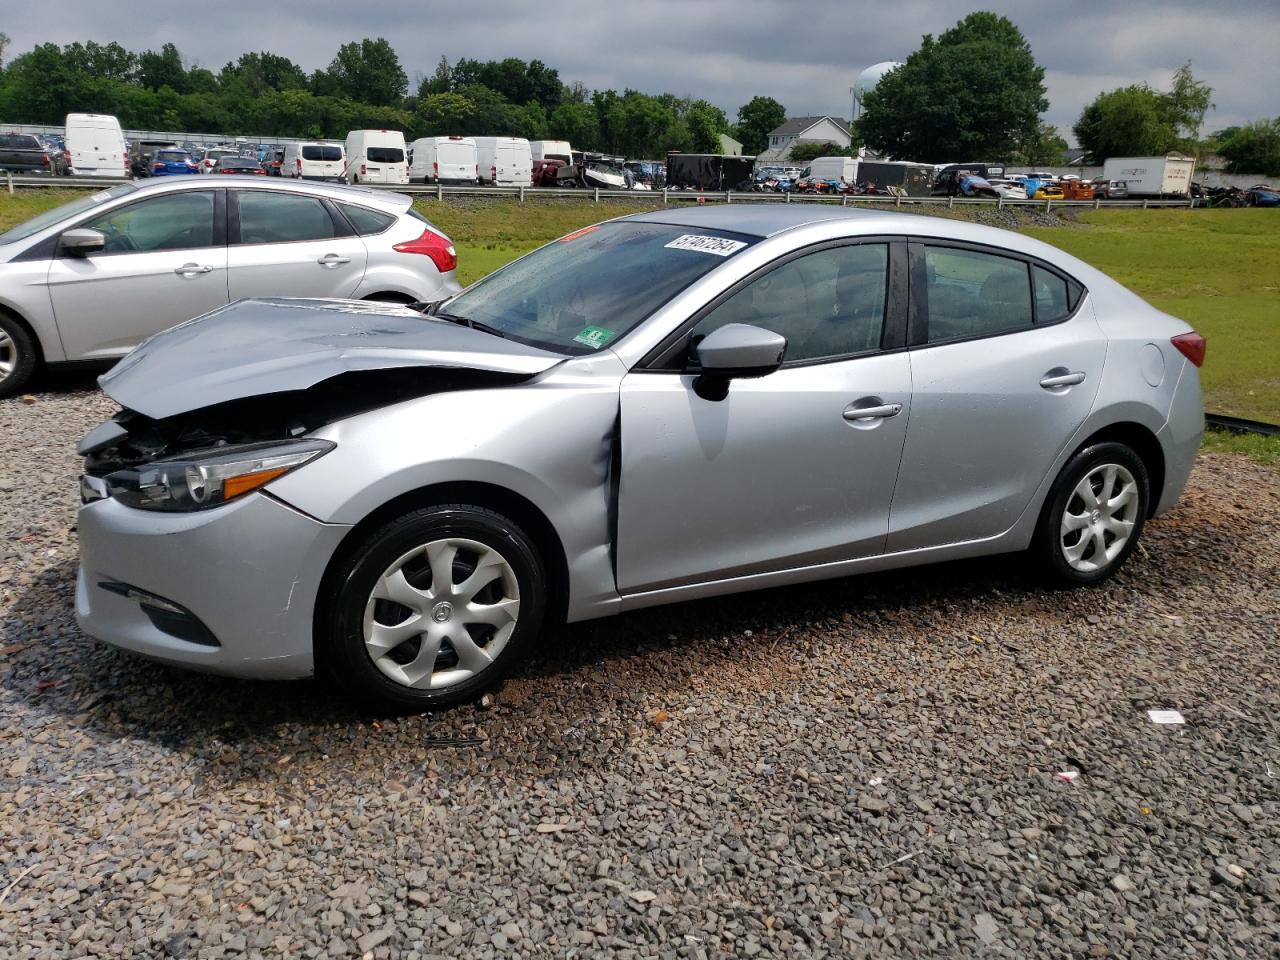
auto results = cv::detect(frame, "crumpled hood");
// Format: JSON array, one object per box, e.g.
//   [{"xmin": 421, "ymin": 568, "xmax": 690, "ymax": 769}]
[{"xmin": 100, "ymin": 298, "xmax": 564, "ymax": 419}]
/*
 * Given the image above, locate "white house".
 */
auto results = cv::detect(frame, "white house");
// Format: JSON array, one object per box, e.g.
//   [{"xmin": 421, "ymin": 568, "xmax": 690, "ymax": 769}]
[{"xmin": 758, "ymin": 116, "xmax": 852, "ymax": 162}]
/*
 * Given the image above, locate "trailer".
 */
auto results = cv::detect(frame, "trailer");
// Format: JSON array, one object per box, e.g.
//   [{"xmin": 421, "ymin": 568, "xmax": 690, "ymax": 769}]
[
  {"xmin": 1101, "ymin": 155, "xmax": 1195, "ymax": 197},
  {"xmin": 666, "ymin": 153, "xmax": 756, "ymax": 192},
  {"xmin": 858, "ymin": 160, "xmax": 934, "ymax": 197}
]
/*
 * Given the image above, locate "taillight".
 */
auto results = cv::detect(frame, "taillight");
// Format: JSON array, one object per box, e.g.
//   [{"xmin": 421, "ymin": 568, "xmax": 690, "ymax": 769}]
[
  {"xmin": 360, "ymin": 164, "xmax": 367, "ymax": 176},
  {"xmin": 491, "ymin": 165, "xmax": 496, "ymax": 181},
  {"xmin": 433, "ymin": 162, "xmax": 438, "ymax": 174},
  {"xmin": 1171, "ymin": 332, "xmax": 1206, "ymax": 368},
  {"xmin": 297, "ymin": 158, "xmax": 302, "ymax": 171},
  {"xmin": 393, "ymin": 228, "xmax": 457, "ymax": 273},
  {"xmin": 153, "ymin": 162, "xmax": 164, "ymax": 171},
  {"xmin": 42, "ymin": 154, "xmax": 51, "ymax": 168}
]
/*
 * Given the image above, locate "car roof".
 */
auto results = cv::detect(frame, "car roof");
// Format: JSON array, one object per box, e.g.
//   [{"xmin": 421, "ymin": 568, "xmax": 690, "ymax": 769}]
[{"xmin": 119, "ymin": 176, "xmax": 410, "ymax": 211}]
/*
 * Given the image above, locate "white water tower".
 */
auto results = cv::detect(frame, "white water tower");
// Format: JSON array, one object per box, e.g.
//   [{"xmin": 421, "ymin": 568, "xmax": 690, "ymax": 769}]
[{"xmin": 851, "ymin": 61, "xmax": 902, "ymax": 121}]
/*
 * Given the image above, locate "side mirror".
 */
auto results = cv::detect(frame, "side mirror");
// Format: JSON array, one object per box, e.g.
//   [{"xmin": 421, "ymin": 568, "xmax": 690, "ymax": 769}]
[
  {"xmin": 693, "ymin": 323, "xmax": 786, "ymax": 401},
  {"xmin": 60, "ymin": 228, "xmax": 106, "ymax": 256}
]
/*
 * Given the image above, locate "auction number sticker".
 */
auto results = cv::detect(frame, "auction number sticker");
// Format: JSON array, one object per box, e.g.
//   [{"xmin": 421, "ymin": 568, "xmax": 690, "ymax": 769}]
[
  {"xmin": 664, "ymin": 234, "xmax": 747, "ymax": 257},
  {"xmin": 573, "ymin": 325, "xmax": 617, "ymax": 349}
]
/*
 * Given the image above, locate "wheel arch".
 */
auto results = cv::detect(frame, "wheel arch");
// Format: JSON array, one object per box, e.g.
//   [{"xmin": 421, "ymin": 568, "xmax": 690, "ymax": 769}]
[
  {"xmin": 1068, "ymin": 421, "xmax": 1166, "ymax": 517},
  {"xmin": 0, "ymin": 302, "xmax": 49, "ymax": 364},
  {"xmin": 314, "ymin": 480, "xmax": 571, "ymax": 638}
]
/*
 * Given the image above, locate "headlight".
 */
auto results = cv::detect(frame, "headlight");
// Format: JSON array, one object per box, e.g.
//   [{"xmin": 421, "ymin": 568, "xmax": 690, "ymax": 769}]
[{"xmin": 103, "ymin": 439, "xmax": 334, "ymax": 512}]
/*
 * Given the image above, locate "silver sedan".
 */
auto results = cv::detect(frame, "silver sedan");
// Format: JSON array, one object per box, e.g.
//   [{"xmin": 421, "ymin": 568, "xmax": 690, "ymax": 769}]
[
  {"xmin": 75, "ymin": 205, "xmax": 1205, "ymax": 711},
  {"xmin": 0, "ymin": 178, "xmax": 460, "ymax": 395}
]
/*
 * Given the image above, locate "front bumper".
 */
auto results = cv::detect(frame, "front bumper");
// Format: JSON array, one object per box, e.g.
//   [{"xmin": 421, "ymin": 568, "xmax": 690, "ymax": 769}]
[{"xmin": 76, "ymin": 492, "xmax": 351, "ymax": 678}]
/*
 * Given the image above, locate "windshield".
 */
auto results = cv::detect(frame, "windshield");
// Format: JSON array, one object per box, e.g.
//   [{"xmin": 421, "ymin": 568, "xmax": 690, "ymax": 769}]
[
  {"xmin": 0, "ymin": 183, "xmax": 138, "ymax": 245},
  {"xmin": 441, "ymin": 221, "xmax": 757, "ymax": 356},
  {"xmin": 367, "ymin": 147, "xmax": 404, "ymax": 163}
]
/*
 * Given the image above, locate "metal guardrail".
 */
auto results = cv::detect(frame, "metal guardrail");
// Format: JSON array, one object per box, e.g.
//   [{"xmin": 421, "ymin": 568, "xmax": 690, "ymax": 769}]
[{"xmin": 1, "ymin": 172, "xmax": 1201, "ymax": 210}]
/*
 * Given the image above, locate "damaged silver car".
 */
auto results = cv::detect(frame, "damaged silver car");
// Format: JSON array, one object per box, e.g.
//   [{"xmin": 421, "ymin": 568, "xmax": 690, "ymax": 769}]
[{"xmin": 76, "ymin": 206, "xmax": 1205, "ymax": 711}]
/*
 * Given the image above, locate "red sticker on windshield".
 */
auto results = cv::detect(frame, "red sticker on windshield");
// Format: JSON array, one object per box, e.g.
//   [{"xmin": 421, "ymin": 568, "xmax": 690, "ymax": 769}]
[{"xmin": 558, "ymin": 225, "xmax": 600, "ymax": 242}]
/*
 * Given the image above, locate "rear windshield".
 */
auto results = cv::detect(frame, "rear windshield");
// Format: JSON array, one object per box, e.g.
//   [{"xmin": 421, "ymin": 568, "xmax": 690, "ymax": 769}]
[
  {"xmin": 440, "ymin": 221, "xmax": 757, "ymax": 356},
  {"xmin": 302, "ymin": 145, "xmax": 343, "ymax": 161},
  {"xmin": 156, "ymin": 151, "xmax": 189, "ymax": 162},
  {"xmin": 221, "ymin": 158, "xmax": 259, "ymax": 168},
  {"xmin": 0, "ymin": 183, "xmax": 138, "ymax": 245},
  {"xmin": 0, "ymin": 135, "xmax": 40, "ymax": 150},
  {"xmin": 366, "ymin": 147, "xmax": 404, "ymax": 164}
]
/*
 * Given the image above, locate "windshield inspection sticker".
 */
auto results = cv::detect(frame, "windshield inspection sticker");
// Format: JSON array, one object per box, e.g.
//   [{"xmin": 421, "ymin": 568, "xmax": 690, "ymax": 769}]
[
  {"xmin": 665, "ymin": 234, "xmax": 748, "ymax": 257},
  {"xmin": 573, "ymin": 326, "xmax": 616, "ymax": 349}
]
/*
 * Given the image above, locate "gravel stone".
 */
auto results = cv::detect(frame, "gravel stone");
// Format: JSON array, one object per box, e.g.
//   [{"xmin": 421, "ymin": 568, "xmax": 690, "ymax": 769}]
[{"xmin": 1, "ymin": 382, "xmax": 1278, "ymax": 959}]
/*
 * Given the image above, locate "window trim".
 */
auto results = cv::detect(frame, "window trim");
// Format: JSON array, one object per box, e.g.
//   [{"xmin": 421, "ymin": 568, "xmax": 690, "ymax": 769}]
[
  {"xmin": 907, "ymin": 237, "xmax": 1087, "ymax": 349},
  {"xmin": 227, "ymin": 188, "xmax": 349, "ymax": 246},
  {"xmin": 58, "ymin": 188, "xmax": 226, "ymax": 259},
  {"xmin": 639, "ymin": 236, "xmax": 909, "ymax": 372}
]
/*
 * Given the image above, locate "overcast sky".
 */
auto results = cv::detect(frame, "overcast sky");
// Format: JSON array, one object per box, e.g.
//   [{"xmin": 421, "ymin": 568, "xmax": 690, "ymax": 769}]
[{"xmin": 7, "ymin": 1, "xmax": 1276, "ymax": 143}]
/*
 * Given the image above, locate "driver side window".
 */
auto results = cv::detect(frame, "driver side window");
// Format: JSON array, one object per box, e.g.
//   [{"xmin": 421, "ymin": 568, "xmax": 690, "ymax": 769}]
[
  {"xmin": 690, "ymin": 243, "xmax": 888, "ymax": 363},
  {"xmin": 85, "ymin": 191, "xmax": 216, "ymax": 254}
]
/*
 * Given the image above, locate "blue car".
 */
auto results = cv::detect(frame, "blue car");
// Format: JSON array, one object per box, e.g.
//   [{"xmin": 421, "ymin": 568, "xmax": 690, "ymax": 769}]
[
  {"xmin": 150, "ymin": 149, "xmax": 199, "ymax": 177},
  {"xmin": 1246, "ymin": 185, "xmax": 1279, "ymax": 207}
]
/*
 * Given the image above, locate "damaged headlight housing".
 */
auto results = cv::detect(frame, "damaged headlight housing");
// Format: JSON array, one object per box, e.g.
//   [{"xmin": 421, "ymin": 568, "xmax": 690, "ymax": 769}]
[{"xmin": 103, "ymin": 439, "xmax": 334, "ymax": 512}]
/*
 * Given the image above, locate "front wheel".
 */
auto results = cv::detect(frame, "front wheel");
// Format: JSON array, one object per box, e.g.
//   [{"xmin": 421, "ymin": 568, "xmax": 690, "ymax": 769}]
[
  {"xmin": 0, "ymin": 312, "xmax": 38, "ymax": 398},
  {"xmin": 1032, "ymin": 442, "xmax": 1149, "ymax": 586},
  {"xmin": 319, "ymin": 504, "xmax": 547, "ymax": 712}
]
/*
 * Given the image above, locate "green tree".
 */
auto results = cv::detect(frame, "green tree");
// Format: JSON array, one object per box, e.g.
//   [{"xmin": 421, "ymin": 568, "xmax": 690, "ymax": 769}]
[
  {"xmin": 326, "ymin": 38, "xmax": 406, "ymax": 107},
  {"xmin": 416, "ymin": 92, "xmax": 476, "ymax": 134},
  {"xmin": 788, "ymin": 141, "xmax": 854, "ymax": 163},
  {"xmin": 1012, "ymin": 123, "xmax": 1068, "ymax": 166},
  {"xmin": 1218, "ymin": 119, "xmax": 1280, "ymax": 176},
  {"xmin": 683, "ymin": 99, "xmax": 731, "ymax": 153},
  {"xmin": 547, "ymin": 101, "xmax": 598, "ymax": 149},
  {"xmin": 734, "ymin": 96, "xmax": 786, "ymax": 155},
  {"xmin": 857, "ymin": 12, "xmax": 1047, "ymax": 162},
  {"xmin": 222, "ymin": 52, "xmax": 308, "ymax": 96},
  {"xmin": 138, "ymin": 43, "xmax": 187, "ymax": 93},
  {"xmin": 1074, "ymin": 85, "xmax": 1177, "ymax": 160},
  {"xmin": 1164, "ymin": 61, "xmax": 1213, "ymax": 154},
  {"xmin": 419, "ymin": 56, "xmax": 452, "ymax": 97}
]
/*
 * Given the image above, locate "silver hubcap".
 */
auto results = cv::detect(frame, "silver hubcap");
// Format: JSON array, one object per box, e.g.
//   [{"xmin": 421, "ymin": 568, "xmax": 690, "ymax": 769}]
[
  {"xmin": 0, "ymin": 330, "xmax": 14, "ymax": 379},
  {"xmin": 1060, "ymin": 463, "xmax": 1138, "ymax": 572},
  {"xmin": 363, "ymin": 538, "xmax": 520, "ymax": 689}
]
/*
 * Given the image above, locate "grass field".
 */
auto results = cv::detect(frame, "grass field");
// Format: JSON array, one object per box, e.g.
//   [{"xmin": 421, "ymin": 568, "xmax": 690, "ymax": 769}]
[{"xmin": 2, "ymin": 191, "xmax": 1276, "ymax": 460}]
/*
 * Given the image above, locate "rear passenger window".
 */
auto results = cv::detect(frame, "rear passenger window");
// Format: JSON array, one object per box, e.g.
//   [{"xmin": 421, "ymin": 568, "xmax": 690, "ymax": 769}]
[
  {"xmin": 924, "ymin": 247, "xmax": 1032, "ymax": 343},
  {"xmin": 1033, "ymin": 265, "xmax": 1071, "ymax": 324},
  {"xmin": 236, "ymin": 192, "xmax": 336, "ymax": 244},
  {"xmin": 340, "ymin": 204, "xmax": 395, "ymax": 236}
]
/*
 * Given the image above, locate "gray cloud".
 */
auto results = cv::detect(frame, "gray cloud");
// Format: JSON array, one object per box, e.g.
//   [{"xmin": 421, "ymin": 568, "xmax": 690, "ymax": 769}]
[{"xmin": 7, "ymin": 0, "xmax": 1274, "ymax": 142}]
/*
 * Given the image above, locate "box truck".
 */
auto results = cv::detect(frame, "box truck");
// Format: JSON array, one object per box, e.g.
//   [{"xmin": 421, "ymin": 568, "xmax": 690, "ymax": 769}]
[
  {"xmin": 1101, "ymin": 155, "xmax": 1195, "ymax": 197},
  {"xmin": 857, "ymin": 160, "xmax": 934, "ymax": 197},
  {"xmin": 665, "ymin": 153, "xmax": 756, "ymax": 191}
]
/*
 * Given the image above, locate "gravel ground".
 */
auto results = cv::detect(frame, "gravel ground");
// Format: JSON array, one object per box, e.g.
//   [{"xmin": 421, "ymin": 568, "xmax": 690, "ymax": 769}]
[{"xmin": 1, "ymin": 382, "xmax": 1277, "ymax": 960}]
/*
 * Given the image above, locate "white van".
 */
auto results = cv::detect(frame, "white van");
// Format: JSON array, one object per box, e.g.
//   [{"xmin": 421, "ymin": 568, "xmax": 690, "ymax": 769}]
[
  {"xmin": 803, "ymin": 156, "xmax": 859, "ymax": 184},
  {"xmin": 408, "ymin": 136, "xmax": 478, "ymax": 185},
  {"xmin": 473, "ymin": 137, "xmax": 534, "ymax": 186},
  {"xmin": 64, "ymin": 113, "xmax": 126, "ymax": 178},
  {"xmin": 530, "ymin": 140, "xmax": 573, "ymax": 164},
  {"xmin": 343, "ymin": 130, "xmax": 409, "ymax": 185},
  {"xmin": 282, "ymin": 141, "xmax": 345, "ymax": 181}
]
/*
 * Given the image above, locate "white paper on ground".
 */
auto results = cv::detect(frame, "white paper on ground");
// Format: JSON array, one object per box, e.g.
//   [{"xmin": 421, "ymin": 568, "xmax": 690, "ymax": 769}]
[{"xmin": 1147, "ymin": 709, "xmax": 1186, "ymax": 725}]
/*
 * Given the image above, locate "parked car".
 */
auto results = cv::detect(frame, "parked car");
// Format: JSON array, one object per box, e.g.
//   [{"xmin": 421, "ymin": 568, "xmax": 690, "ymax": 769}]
[
  {"xmin": 474, "ymin": 137, "xmax": 533, "ymax": 186},
  {"xmin": 408, "ymin": 136, "xmax": 478, "ymax": 185},
  {"xmin": 199, "ymin": 148, "xmax": 238, "ymax": 174},
  {"xmin": 1090, "ymin": 179, "xmax": 1129, "ymax": 200},
  {"xmin": 65, "ymin": 113, "xmax": 127, "ymax": 178},
  {"xmin": 282, "ymin": 141, "xmax": 345, "ymax": 181},
  {"xmin": 129, "ymin": 140, "xmax": 179, "ymax": 178},
  {"xmin": 150, "ymin": 149, "xmax": 200, "ymax": 177},
  {"xmin": 344, "ymin": 130, "xmax": 410, "ymax": 185},
  {"xmin": 0, "ymin": 178, "xmax": 461, "ymax": 396},
  {"xmin": 69, "ymin": 205, "xmax": 1204, "ymax": 712},
  {"xmin": 1061, "ymin": 180, "xmax": 1095, "ymax": 201},
  {"xmin": 1245, "ymin": 185, "xmax": 1280, "ymax": 207},
  {"xmin": 0, "ymin": 133, "xmax": 56, "ymax": 174},
  {"xmin": 211, "ymin": 157, "xmax": 266, "ymax": 176}
]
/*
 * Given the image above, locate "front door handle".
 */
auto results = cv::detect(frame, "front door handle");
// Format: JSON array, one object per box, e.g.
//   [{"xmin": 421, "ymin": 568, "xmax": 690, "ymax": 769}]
[
  {"xmin": 174, "ymin": 263, "xmax": 212, "ymax": 277},
  {"xmin": 1039, "ymin": 370, "xmax": 1086, "ymax": 389},
  {"xmin": 317, "ymin": 253, "xmax": 351, "ymax": 267},
  {"xmin": 843, "ymin": 401, "xmax": 902, "ymax": 421}
]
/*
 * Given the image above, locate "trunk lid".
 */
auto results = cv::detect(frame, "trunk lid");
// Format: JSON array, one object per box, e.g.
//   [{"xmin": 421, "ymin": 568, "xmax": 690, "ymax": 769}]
[{"xmin": 100, "ymin": 298, "xmax": 564, "ymax": 419}]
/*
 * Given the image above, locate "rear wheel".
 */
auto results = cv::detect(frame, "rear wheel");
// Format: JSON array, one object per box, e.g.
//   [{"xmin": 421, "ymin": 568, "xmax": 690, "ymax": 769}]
[
  {"xmin": 1033, "ymin": 442, "xmax": 1149, "ymax": 586},
  {"xmin": 0, "ymin": 312, "xmax": 38, "ymax": 398},
  {"xmin": 319, "ymin": 504, "xmax": 546, "ymax": 712}
]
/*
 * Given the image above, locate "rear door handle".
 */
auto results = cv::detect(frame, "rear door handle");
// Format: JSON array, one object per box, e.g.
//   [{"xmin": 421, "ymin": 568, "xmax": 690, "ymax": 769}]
[
  {"xmin": 843, "ymin": 402, "xmax": 902, "ymax": 421},
  {"xmin": 1039, "ymin": 371, "xmax": 1086, "ymax": 389},
  {"xmin": 317, "ymin": 254, "xmax": 351, "ymax": 267},
  {"xmin": 174, "ymin": 263, "xmax": 212, "ymax": 277}
]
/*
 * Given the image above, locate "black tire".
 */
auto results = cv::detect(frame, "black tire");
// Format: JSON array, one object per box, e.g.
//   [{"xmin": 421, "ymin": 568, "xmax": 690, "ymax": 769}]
[
  {"xmin": 318, "ymin": 504, "xmax": 547, "ymax": 713},
  {"xmin": 1032, "ymin": 441, "xmax": 1149, "ymax": 587},
  {"xmin": 0, "ymin": 312, "xmax": 39, "ymax": 399}
]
